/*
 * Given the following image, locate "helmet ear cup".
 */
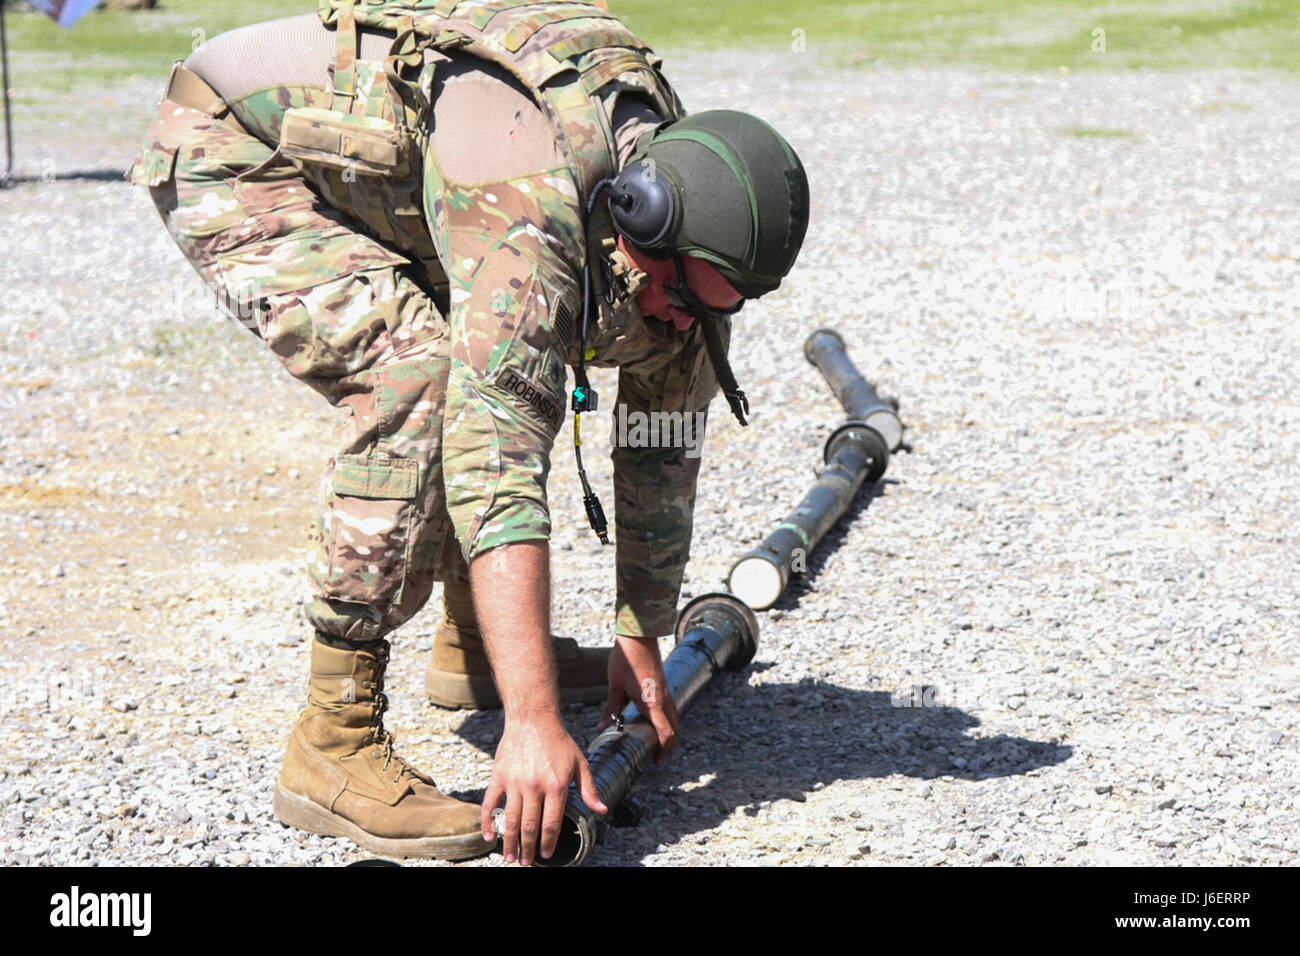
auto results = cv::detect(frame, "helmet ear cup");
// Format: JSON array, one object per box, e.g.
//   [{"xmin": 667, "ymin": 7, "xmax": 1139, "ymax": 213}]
[{"xmin": 608, "ymin": 161, "xmax": 676, "ymax": 251}]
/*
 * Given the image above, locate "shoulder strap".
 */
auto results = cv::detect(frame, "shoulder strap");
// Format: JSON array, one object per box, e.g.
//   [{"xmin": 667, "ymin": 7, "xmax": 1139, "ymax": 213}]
[
  {"xmin": 163, "ymin": 61, "xmax": 251, "ymax": 137},
  {"xmin": 331, "ymin": 0, "xmax": 359, "ymax": 111}
]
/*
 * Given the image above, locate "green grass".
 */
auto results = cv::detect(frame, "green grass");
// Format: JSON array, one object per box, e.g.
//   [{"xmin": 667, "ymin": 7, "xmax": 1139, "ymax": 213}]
[
  {"xmin": 1058, "ymin": 126, "xmax": 1137, "ymax": 138},
  {"xmin": 614, "ymin": 0, "xmax": 1300, "ymax": 70},
  {"xmin": 1195, "ymin": 100, "xmax": 1253, "ymax": 112},
  {"xmin": 3, "ymin": 0, "xmax": 291, "ymax": 90},
  {"xmin": 3, "ymin": 0, "xmax": 1298, "ymax": 95}
]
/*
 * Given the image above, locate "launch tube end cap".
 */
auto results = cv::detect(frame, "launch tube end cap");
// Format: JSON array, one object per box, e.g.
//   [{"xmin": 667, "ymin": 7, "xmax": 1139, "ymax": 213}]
[
  {"xmin": 674, "ymin": 592, "xmax": 760, "ymax": 670},
  {"xmin": 727, "ymin": 555, "xmax": 785, "ymax": 612},
  {"xmin": 803, "ymin": 327, "xmax": 846, "ymax": 364},
  {"xmin": 533, "ymin": 793, "xmax": 603, "ymax": 868}
]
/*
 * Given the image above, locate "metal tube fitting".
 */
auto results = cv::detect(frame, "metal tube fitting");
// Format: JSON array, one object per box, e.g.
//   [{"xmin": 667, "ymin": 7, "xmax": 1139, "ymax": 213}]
[
  {"xmin": 804, "ymin": 327, "xmax": 904, "ymax": 451},
  {"xmin": 537, "ymin": 593, "xmax": 758, "ymax": 867},
  {"xmin": 727, "ymin": 421, "xmax": 889, "ymax": 610},
  {"xmin": 727, "ymin": 329, "xmax": 903, "ymax": 610}
]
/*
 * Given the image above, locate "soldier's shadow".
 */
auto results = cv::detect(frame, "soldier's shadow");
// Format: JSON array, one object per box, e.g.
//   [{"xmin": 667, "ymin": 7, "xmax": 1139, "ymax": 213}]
[{"xmin": 446, "ymin": 671, "xmax": 1072, "ymax": 865}]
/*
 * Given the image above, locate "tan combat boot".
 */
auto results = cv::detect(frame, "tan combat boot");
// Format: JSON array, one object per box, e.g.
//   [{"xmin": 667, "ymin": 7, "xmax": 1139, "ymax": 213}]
[
  {"xmin": 274, "ymin": 638, "xmax": 493, "ymax": 860},
  {"xmin": 424, "ymin": 580, "xmax": 610, "ymax": 709}
]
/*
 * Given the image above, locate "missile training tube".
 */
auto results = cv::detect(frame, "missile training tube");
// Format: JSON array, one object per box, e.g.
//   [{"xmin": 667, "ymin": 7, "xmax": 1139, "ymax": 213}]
[
  {"xmin": 803, "ymin": 327, "xmax": 904, "ymax": 452},
  {"xmin": 536, "ymin": 593, "xmax": 759, "ymax": 867},
  {"xmin": 726, "ymin": 329, "xmax": 904, "ymax": 611}
]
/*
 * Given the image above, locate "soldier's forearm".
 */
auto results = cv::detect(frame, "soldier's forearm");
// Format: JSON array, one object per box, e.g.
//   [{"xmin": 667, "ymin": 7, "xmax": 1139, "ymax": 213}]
[{"xmin": 468, "ymin": 540, "xmax": 563, "ymax": 724}]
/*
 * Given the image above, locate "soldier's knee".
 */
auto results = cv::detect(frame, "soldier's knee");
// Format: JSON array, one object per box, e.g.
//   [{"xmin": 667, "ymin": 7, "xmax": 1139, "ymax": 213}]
[{"xmin": 307, "ymin": 601, "xmax": 387, "ymax": 646}]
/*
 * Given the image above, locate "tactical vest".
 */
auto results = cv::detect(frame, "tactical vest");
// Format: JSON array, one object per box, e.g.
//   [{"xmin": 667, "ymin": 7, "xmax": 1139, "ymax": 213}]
[{"xmin": 278, "ymin": 0, "xmax": 683, "ymax": 293}]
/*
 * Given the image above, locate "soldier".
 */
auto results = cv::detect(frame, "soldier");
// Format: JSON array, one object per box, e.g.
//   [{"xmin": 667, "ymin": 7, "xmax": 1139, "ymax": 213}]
[{"xmin": 128, "ymin": 1, "xmax": 808, "ymax": 865}]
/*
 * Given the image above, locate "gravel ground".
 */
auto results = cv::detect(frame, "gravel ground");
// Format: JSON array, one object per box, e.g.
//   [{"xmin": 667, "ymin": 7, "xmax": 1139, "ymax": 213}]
[{"xmin": 1, "ymin": 46, "xmax": 1297, "ymax": 867}]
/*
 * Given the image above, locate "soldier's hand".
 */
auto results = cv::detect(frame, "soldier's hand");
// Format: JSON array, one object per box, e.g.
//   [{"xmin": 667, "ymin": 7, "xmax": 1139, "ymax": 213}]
[
  {"xmin": 481, "ymin": 716, "xmax": 605, "ymax": 866},
  {"xmin": 598, "ymin": 636, "xmax": 679, "ymax": 763}
]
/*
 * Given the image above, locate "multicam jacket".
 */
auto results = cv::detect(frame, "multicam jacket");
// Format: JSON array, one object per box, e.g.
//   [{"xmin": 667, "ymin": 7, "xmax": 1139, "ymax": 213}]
[{"xmin": 134, "ymin": 0, "xmax": 729, "ymax": 639}]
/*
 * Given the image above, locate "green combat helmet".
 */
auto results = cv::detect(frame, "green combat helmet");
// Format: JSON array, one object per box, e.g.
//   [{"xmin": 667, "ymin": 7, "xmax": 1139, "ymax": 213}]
[
  {"xmin": 588, "ymin": 109, "xmax": 810, "ymax": 426},
  {"xmin": 608, "ymin": 109, "xmax": 811, "ymax": 299},
  {"xmin": 572, "ymin": 110, "xmax": 810, "ymax": 542}
]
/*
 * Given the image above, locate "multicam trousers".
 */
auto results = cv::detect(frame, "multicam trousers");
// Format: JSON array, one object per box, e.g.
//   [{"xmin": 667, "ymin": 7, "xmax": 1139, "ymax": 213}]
[{"xmin": 132, "ymin": 93, "xmax": 469, "ymax": 645}]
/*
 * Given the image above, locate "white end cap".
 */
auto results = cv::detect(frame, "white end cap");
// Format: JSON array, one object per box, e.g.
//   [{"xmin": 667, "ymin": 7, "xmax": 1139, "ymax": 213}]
[{"xmin": 727, "ymin": 556, "xmax": 785, "ymax": 611}]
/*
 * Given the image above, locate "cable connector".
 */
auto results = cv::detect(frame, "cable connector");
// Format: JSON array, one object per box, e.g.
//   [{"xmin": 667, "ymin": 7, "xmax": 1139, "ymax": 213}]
[
  {"xmin": 571, "ymin": 385, "xmax": 598, "ymax": 413},
  {"xmin": 723, "ymin": 387, "xmax": 749, "ymax": 427},
  {"xmin": 583, "ymin": 490, "xmax": 609, "ymax": 545}
]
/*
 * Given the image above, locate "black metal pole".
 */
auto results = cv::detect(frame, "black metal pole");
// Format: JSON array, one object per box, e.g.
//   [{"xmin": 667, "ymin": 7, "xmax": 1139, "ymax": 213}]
[
  {"xmin": 727, "ymin": 328, "xmax": 905, "ymax": 610},
  {"xmin": 535, "ymin": 593, "xmax": 759, "ymax": 867},
  {"xmin": 727, "ymin": 421, "xmax": 889, "ymax": 610},
  {"xmin": 804, "ymin": 327, "xmax": 904, "ymax": 451},
  {"xmin": 1, "ymin": 3, "xmax": 14, "ymax": 186}
]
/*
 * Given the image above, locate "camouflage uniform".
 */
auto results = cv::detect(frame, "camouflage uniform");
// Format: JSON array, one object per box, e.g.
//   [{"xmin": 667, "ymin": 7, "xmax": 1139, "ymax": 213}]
[{"xmin": 128, "ymin": 3, "xmax": 724, "ymax": 646}]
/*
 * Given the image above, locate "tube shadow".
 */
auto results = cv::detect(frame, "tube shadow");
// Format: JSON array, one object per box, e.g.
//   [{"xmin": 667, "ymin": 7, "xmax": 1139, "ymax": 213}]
[
  {"xmin": 770, "ymin": 477, "xmax": 897, "ymax": 612},
  {"xmin": 444, "ymin": 674, "xmax": 1071, "ymax": 865}
]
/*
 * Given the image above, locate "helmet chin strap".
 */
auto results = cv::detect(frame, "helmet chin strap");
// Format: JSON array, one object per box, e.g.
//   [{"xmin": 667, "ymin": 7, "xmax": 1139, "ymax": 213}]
[
  {"xmin": 699, "ymin": 316, "xmax": 749, "ymax": 427},
  {"xmin": 660, "ymin": 255, "xmax": 749, "ymax": 428},
  {"xmin": 569, "ymin": 177, "xmax": 751, "ymax": 545}
]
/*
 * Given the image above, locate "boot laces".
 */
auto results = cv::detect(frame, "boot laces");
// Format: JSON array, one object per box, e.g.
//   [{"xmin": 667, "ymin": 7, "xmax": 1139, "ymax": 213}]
[
  {"xmin": 364, "ymin": 647, "xmax": 421, "ymax": 782},
  {"xmin": 369, "ymin": 691, "xmax": 417, "ymax": 780}
]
